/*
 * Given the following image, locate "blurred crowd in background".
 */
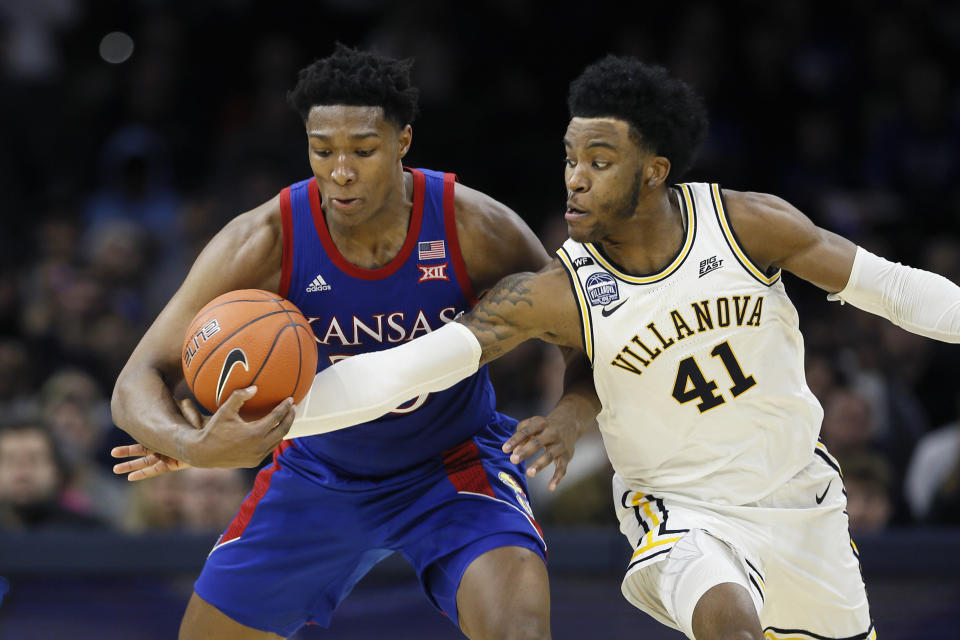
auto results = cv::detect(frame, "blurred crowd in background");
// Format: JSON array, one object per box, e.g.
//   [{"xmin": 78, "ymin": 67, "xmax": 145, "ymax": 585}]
[{"xmin": 1, "ymin": 0, "xmax": 959, "ymax": 538}]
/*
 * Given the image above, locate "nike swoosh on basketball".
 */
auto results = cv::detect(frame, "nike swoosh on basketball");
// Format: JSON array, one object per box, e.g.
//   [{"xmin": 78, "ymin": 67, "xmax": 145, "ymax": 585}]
[
  {"xmin": 216, "ymin": 348, "xmax": 249, "ymax": 405},
  {"xmin": 815, "ymin": 480, "xmax": 832, "ymax": 504},
  {"xmin": 601, "ymin": 299, "xmax": 629, "ymax": 317}
]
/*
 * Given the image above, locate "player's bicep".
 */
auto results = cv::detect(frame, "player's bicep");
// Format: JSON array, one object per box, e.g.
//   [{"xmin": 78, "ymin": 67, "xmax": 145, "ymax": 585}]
[
  {"xmin": 458, "ymin": 263, "xmax": 583, "ymax": 365},
  {"xmin": 777, "ymin": 225, "xmax": 857, "ymax": 293},
  {"xmin": 458, "ymin": 271, "xmax": 541, "ymax": 365}
]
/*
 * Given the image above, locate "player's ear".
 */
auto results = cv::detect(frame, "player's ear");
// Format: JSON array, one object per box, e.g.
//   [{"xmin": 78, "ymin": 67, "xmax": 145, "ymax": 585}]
[
  {"xmin": 645, "ymin": 156, "xmax": 671, "ymax": 188},
  {"xmin": 398, "ymin": 124, "xmax": 412, "ymax": 159}
]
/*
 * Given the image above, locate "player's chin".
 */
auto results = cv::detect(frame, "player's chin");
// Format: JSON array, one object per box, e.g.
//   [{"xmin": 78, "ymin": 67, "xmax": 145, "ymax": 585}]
[{"xmin": 566, "ymin": 222, "xmax": 594, "ymax": 244}]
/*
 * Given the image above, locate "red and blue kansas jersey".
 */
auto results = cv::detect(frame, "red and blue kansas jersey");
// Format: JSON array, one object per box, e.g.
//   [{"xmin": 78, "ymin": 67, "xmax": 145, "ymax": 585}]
[{"xmin": 278, "ymin": 168, "xmax": 499, "ymax": 476}]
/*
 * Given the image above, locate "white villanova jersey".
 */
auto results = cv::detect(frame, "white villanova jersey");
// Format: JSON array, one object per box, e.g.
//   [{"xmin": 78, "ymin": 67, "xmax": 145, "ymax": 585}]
[{"xmin": 558, "ymin": 183, "xmax": 824, "ymax": 505}]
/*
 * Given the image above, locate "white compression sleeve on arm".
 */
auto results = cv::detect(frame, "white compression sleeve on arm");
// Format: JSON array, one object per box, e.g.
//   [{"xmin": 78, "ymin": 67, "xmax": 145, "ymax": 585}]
[
  {"xmin": 285, "ymin": 321, "xmax": 482, "ymax": 439},
  {"xmin": 828, "ymin": 246, "xmax": 960, "ymax": 343}
]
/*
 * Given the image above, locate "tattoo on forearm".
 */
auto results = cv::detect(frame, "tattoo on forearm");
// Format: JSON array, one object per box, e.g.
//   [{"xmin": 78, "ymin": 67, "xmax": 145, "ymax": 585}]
[{"xmin": 458, "ymin": 272, "xmax": 534, "ymax": 363}]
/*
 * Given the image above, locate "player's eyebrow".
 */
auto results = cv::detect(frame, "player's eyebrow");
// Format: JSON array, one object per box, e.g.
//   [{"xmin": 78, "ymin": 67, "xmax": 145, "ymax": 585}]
[
  {"xmin": 586, "ymin": 140, "xmax": 618, "ymax": 151},
  {"xmin": 562, "ymin": 137, "xmax": 618, "ymax": 151},
  {"xmin": 308, "ymin": 132, "xmax": 381, "ymax": 141}
]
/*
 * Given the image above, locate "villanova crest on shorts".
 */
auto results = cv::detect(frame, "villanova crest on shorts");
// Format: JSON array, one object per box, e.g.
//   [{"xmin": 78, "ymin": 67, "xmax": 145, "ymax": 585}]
[{"xmin": 585, "ymin": 272, "xmax": 620, "ymax": 306}]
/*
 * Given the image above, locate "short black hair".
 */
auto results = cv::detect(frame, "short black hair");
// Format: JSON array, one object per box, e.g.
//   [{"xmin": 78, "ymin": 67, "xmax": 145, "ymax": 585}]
[
  {"xmin": 568, "ymin": 56, "xmax": 708, "ymax": 179},
  {"xmin": 287, "ymin": 43, "xmax": 419, "ymax": 128},
  {"xmin": 0, "ymin": 417, "xmax": 69, "ymax": 488}
]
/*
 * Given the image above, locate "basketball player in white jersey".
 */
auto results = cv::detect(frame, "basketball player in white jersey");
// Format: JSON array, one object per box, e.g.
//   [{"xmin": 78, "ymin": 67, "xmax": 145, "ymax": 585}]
[{"xmin": 122, "ymin": 56, "xmax": 960, "ymax": 639}]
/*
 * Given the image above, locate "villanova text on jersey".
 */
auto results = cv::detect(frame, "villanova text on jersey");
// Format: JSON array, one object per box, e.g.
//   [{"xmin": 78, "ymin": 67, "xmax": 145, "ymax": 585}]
[{"xmin": 278, "ymin": 168, "xmax": 497, "ymax": 476}]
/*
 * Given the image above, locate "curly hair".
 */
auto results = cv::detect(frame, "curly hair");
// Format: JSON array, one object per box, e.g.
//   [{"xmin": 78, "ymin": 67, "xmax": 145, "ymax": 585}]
[
  {"xmin": 287, "ymin": 43, "xmax": 419, "ymax": 127},
  {"xmin": 568, "ymin": 56, "xmax": 708, "ymax": 179}
]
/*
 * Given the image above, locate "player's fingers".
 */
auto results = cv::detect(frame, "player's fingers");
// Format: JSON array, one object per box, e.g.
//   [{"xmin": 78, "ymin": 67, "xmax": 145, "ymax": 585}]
[
  {"xmin": 111, "ymin": 443, "xmax": 150, "ymax": 459},
  {"xmin": 265, "ymin": 401, "xmax": 296, "ymax": 442},
  {"xmin": 509, "ymin": 434, "xmax": 545, "ymax": 465},
  {"xmin": 223, "ymin": 385, "xmax": 258, "ymax": 413},
  {"xmin": 179, "ymin": 397, "xmax": 204, "ymax": 429},
  {"xmin": 257, "ymin": 398, "xmax": 294, "ymax": 436},
  {"xmin": 503, "ymin": 416, "xmax": 546, "ymax": 452},
  {"xmin": 525, "ymin": 449, "xmax": 555, "ymax": 478},
  {"xmin": 548, "ymin": 458, "xmax": 569, "ymax": 492},
  {"xmin": 130, "ymin": 458, "xmax": 185, "ymax": 482},
  {"xmin": 112, "ymin": 454, "xmax": 158, "ymax": 475}
]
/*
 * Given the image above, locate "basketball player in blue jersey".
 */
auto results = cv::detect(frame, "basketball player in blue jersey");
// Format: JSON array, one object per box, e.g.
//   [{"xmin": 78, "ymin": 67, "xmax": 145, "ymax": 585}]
[
  {"xmin": 110, "ymin": 45, "xmax": 599, "ymax": 640},
  {"xmin": 255, "ymin": 56, "xmax": 960, "ymax": 640}
]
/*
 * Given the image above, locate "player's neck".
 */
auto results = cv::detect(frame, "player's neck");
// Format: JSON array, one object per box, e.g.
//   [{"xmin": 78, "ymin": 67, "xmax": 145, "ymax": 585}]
[
  {"xmin": 325, "ymin": 171, "xmax": 414, "ymax": 270},
  {"xmin": 600, "ymin": 187, "xmax": 684, "ymax": 276}
]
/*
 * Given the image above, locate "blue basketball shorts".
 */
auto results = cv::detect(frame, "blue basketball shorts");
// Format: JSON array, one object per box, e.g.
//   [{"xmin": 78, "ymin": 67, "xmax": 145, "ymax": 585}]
[{"xmin": 193, "ymin": 415, "xmax": 547, "ymax": 637}]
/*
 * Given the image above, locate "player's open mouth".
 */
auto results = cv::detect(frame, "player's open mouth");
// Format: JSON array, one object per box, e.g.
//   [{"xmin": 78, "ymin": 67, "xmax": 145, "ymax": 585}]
[
  {"xmin": 565, "ymin": 203, "xmax": 588, "ymax": 220},
  {"xmin": 330, "ymin": 198, "xmax": 361, "ymax": 210}
]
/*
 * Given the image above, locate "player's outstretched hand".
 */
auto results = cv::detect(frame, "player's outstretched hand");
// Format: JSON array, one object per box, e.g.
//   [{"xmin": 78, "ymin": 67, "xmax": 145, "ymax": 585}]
[
  {"xmin": 186, "ymin": 386, "xmax": 296, "ymax": 469},
  {"xmin": 112, "ymin": 443, "xmax": 191, "ymax": 481},
  {"xmin": 111, "ymin": 398, "xmax": 203, "ymax": 481},
  {"xmin": 502, "ymin": 413, "xmax": 581, "ymax": 492}
]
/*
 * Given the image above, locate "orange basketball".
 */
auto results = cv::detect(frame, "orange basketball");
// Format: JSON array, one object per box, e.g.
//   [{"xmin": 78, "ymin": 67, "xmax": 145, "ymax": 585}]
[{"xmin": 181, "ymin": 289, "xmax": 318, "ymax": 419}]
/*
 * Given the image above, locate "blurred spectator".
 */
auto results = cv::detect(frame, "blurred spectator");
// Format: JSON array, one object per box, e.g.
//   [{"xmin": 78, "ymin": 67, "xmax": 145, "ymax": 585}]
[
  {"xmin": 85, "ymin": 125, "xmax": 180, "ymax": 240},
  {"xmin": 0, "ymin": 339, "xmax": 38, "ymax": 419},
  {"xmin": 820, "ymin": 387, "xmax": 875, "ymax": 458},
  {"xmin": 123, "ymin": 471, "xmax": 186, "ymax": 533},
  {"xmin": 905, "ymin": 419, "xmax": 960, "ymax": 525},
  {"xmin": 178, "ymin": 468, "xmax": 251, "ymax": 534},
  {"xmin": 0, "ymin": 417, "xmax": 105, "ymax": 530},
  {"xmin": 843, "ymin": 451, "xmax": 894, "ymax": 534},
  {"xmin": 39, "ymin": 368, "xmax": 129, "ymax": 527},
  {"xmin": 804, "ymin": 352, "xmax": 841, "ymax": 405}
]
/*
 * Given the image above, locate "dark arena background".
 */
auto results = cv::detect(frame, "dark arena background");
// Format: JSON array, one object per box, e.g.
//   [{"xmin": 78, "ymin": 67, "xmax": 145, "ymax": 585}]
[{"xmin": 1, "ymin": 1, "xmax": 959, "ymax": 638}]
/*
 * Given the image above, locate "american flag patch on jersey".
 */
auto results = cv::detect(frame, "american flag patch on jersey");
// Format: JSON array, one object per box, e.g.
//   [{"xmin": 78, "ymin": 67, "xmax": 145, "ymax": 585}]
[{"xmin": 418, "ymin": 240, "xmax": 446, "ymax": 260}]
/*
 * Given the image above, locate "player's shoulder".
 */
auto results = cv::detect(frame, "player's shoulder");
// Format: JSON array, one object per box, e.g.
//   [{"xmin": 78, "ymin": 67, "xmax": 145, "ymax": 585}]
[
  {"xmin": 719, "ymin": 188, "xmax": 818, "ymax": 270},
  {"xmin": 449, "ymin": 180, "xmax": 550, "ymax": 294},
  {"xmin": 210, "ymin": 194, "xmax": 283, "ymax": 264},
  {"xmin": 719, "ymin": 189, "xmax": 803, "ymax": 229},
  {"xmin": 452, "ymin": 181, "xmax": 524, "ymax": 238}
]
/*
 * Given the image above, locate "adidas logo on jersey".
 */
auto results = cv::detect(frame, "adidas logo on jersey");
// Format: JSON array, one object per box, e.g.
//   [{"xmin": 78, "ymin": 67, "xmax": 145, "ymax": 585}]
[
  {"xmin": 306, "ymin": 273, "xmax": 332, "ymax": 293},
  {"xmin": 699, "ymin": 256, "xmax": 723, "ymax": 277}
]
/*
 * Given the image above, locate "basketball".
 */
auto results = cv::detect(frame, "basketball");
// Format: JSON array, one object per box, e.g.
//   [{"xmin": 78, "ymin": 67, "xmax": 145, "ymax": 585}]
[{"xmin": 181, "ymin": 289, "xmax": 318, "ymax": 419}]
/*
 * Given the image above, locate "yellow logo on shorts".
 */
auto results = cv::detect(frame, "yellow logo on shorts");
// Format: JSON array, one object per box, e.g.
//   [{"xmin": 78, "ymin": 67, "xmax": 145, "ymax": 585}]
[{"xmin": 498, "ymin": 471, "xmax": 533, "ymax": 517}]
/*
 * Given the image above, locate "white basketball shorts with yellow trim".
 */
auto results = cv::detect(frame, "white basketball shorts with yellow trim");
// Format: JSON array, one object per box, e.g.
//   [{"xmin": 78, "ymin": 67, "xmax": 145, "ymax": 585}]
[{"xmin": 613, "ymin": 450, "xmax": 876, "ymax": 640}]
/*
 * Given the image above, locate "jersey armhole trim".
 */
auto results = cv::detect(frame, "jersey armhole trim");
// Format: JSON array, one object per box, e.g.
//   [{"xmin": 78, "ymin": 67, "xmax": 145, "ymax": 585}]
[
  {"xmin": 443, "ymin": 172, "xmax": 478, "ymax": 306},
  {"xmin": 556, "ymin": 247, "xmax": 594, "ymax": 364},
  {"xmin": 278, "ymin": 187, "xmax": 294, "ymax": 298},
  {"xmin": 710, "ymin": 183, "xmax": 781, "ymax": 286}
]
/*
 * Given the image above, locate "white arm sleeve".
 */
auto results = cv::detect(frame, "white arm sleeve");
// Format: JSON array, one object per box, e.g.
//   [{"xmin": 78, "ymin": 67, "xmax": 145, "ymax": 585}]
[
  {"xmin": 285, "ymin": 321, "xmax": 482, "ymax": 439},
  {"xmin": 827, "ymin": 246, "xmax": 960, "ymax": 343}
]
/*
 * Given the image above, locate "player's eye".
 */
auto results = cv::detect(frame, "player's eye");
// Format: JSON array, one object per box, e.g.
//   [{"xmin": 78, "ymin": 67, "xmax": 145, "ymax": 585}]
[
  {"xmin": 356, "ymin": 149, "xmax": 375, "ymax": 157},
  {"xmin": 564, "ymin": 158, "xmax": 576, "ymax": 168},
  {"xmin": 592, "ymin": 160, "xmax": 610, "ymax": 169},
  {"xmin": 312, "ymin": 149, "xmax": 331, "ymax": 157}
]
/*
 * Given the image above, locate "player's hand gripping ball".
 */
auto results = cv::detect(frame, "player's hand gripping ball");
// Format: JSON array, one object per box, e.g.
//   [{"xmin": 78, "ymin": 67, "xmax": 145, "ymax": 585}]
[{"xmin": 181, "ymin": 289, "xmax": 318, "ymax": 419}]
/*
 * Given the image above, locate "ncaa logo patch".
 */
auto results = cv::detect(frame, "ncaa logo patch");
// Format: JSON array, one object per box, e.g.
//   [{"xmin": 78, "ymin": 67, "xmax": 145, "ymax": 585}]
[
  {"xmin": 498, "ymin": 471, "xmax": 534, "ymax": 517},
  {"xmin": 585, "ymin": 272, "xmax": 620, "ymax": 306}
]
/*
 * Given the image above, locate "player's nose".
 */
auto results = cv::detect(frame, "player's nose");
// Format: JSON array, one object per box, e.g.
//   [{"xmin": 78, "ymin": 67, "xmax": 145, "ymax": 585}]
[
  {"xmin": 331, "ymin": 156, "xmax": 357, "ymax": 185},
  {"xmin": 566, "ymin": 165, "xmax": 589, "ymax": 192}
]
